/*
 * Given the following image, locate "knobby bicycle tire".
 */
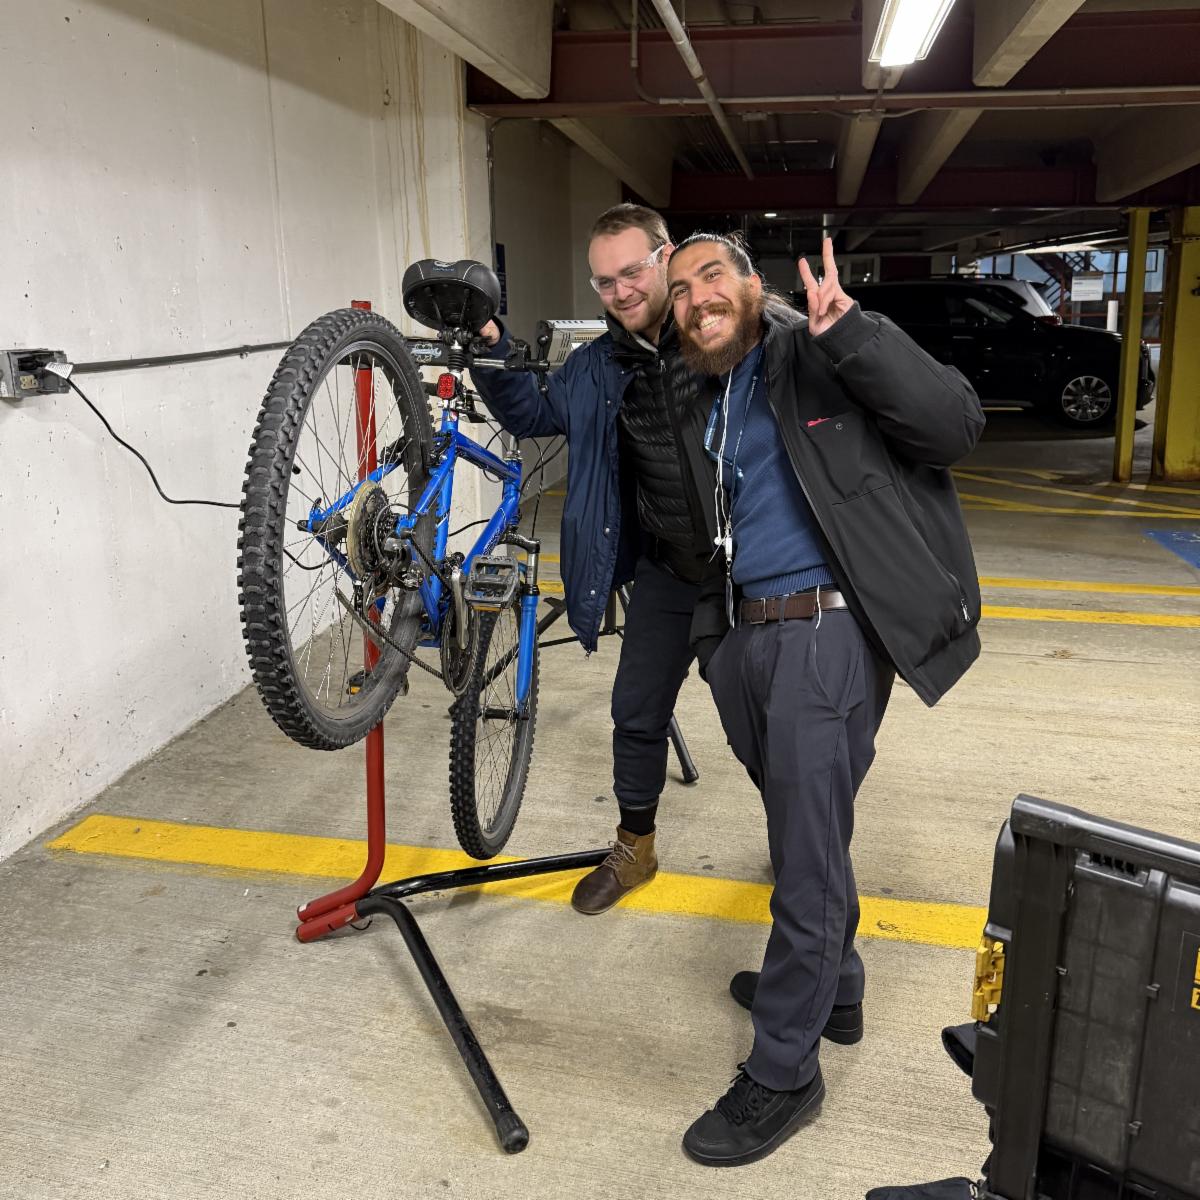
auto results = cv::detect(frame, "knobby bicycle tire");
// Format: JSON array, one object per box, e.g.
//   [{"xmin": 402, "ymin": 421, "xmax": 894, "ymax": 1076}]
[
  {"xmin": 448, "ymin": 607, "xmax": 539, "ymax": 858},
  {"xmin": 238, "ymin": 307, "xmax": 434, "ymax": 750}
]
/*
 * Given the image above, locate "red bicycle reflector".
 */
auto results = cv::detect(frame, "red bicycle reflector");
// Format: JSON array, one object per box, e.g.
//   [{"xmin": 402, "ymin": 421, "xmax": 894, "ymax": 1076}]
[{"xmin": 436, "ymin": 373, "xmax": 457, "ymax": 400}]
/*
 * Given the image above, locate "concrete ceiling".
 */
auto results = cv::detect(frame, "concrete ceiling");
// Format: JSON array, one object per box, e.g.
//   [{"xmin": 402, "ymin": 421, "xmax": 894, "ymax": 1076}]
[{"xmin": 451, "ymin": 0, "xmax": 1200, "ymax": 255}]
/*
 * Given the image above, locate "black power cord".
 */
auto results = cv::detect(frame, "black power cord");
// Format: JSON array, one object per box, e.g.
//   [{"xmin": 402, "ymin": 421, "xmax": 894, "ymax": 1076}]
[
  {"xmin": 69, "ymin": 373, "xmax": 567, "ymax": 531},
  {"xmin": 68, "ymin": 377, "xmax": 239, "ymax": 510}
]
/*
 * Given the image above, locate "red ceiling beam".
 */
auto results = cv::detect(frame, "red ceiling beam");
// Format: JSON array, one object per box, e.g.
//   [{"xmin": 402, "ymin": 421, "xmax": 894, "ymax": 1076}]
[
  {"xmin": 668, "ymin": 167, "xmax": 1095, "ymax": 213},
  {"xmin": 666, "ymin": 163, "xmax": 1200, "ymax": 214},
  {"xmin": 467, "ymin": 10, "xmax": 1200, "ymax": 117}
]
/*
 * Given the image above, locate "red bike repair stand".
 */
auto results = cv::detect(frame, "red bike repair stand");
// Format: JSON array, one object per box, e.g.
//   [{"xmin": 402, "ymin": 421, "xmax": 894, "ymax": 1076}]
[{"xmin": 291, "ymin": 300, "xmax": 610, "ymax": 1154}]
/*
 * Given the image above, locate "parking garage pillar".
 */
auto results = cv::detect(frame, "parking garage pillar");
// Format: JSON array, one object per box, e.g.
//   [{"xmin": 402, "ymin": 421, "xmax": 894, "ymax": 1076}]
[
  {"xmin": 1113, "ymin": 207, "xmax": 1150, "ymax": 483},
  {"xmin": 1152, "ymin": 206, "xmax": 1200, "ymax": 482}
]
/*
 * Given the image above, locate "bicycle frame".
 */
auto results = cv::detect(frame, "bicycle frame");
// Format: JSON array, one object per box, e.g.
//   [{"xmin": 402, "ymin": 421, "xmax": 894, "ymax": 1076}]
[{"xmin": 301, "ymin": 368, "xmax": 540, "ymax": 710}]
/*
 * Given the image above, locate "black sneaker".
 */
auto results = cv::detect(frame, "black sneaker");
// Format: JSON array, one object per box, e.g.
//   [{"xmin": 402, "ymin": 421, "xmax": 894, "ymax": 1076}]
[
  {"xmin": 729, "ymin": 971, "xmax": 864, "ymax": 1045},
  {"xmin": 682, "ymin": 1064, "xmax": 825, "ymax": 1167}
]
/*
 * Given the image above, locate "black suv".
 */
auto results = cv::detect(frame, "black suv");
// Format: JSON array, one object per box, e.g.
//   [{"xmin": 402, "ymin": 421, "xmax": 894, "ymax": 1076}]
[{"xmin": 841, "ymin": 280, "xmax": 1154, "ymax": 429}]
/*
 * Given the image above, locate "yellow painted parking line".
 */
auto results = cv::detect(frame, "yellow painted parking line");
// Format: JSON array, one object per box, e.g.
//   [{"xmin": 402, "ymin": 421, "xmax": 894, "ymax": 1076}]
[
  {"xmin": 982, "ymin": 604, "xmax": 1200, "ymax": 628},
  {"xmin": 960, "ymin": 467, "xmax": 1200, "ymax": 500},
  {"xmin": 956, "ymin": 466, "xmax": 1059, "ymax": 480},
  {"xmin": 960, "ymin": 494, "xmax": 1036, "ymax": 513},
  {"xmin": 954, "ymin": 470, "xmax": 1200, "ymax": 517},
  {"xmin": 960, "ymin": 465, "xmax": 1200, "ymax": 503},
  {"xmin": 980, "ymin": 576, "xmax": 1200, "ymax": 598},
  {"xmin": 48, "ymin": 815, "xmax": 985, "ymax": 951},
  {"xmin": 1123, "ymin": 482, "xmax": 1200, "ymax": 498},
  {"xmin": 959, "ymin": 492, "xmax": 1200, "ymax": 518}
]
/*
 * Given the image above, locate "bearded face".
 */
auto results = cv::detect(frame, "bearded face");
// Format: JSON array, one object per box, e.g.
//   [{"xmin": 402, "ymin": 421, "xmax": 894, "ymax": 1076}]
[{"xmin": 668, "ymin": 244, "xmax": 766, "ymax": 376}]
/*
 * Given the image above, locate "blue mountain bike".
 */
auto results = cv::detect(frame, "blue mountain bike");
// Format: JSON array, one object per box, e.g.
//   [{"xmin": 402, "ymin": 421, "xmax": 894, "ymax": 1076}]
[{"xmin": 238, "ymin": 260, "xmax": 551, "ymax": 858}]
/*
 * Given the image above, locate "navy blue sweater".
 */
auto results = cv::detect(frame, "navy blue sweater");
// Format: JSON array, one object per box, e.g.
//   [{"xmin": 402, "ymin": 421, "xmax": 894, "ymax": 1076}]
[{"xmin": 709, "ymin": 343, "xmax": 834, "ymax": 599}]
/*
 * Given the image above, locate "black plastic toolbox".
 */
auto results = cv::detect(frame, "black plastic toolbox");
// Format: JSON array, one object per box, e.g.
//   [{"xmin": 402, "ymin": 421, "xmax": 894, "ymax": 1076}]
[{"xmin": 973, "ymin": 795, "xmax": 1200, "ymax": 1200}]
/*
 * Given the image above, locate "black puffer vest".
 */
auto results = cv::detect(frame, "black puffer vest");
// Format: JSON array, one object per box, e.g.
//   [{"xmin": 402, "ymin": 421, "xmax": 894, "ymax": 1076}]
[{"xmin": 610, "ymin": 315, "xmax": 718, "ymax": 581}]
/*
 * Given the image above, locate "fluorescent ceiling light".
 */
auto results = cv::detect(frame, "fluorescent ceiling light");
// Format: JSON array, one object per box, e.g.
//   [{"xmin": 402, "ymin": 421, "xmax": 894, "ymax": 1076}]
[
  {"xmin": 764, "ymin": 211, "xmax": 778, "ymax": 218},
  {"xmin": 869, "ymin": 0, "xmax": 957, "ymax": 68},
  {"xmin": 1014, "ymin": 241, "xmax": 1102, "ymax": 255},
  {"xmin": 1010, "ymin": 229, "xmax": 1122, "ymax": 254}
]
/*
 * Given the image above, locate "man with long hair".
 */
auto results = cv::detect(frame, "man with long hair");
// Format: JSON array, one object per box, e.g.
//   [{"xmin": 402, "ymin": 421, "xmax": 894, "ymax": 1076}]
[
  {"xmin": 472, "ymin": 205, "xmax": 722, "ymax": 914},
  {"xmin": 665, "ymin": 233, "xmax": 984, "ymax": 1166}
]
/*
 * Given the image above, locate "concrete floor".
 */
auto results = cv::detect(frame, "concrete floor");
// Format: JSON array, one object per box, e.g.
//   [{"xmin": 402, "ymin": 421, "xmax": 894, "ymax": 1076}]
[{"xmin": 2, "ymin": 405, "xmax": 1198, "ymax": 1200}]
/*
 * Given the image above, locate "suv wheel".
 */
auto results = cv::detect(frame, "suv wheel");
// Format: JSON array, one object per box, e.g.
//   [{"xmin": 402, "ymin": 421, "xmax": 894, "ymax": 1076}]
[{"xmin": 1048, "ymin": 373, "xmax": 1115, "ymax": 428}]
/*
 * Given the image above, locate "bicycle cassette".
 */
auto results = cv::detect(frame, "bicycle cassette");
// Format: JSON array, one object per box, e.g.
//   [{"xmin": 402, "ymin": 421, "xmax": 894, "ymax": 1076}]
[{"xmin": 345, "ymin": 482, "xmax": 394, "ymax": 580}]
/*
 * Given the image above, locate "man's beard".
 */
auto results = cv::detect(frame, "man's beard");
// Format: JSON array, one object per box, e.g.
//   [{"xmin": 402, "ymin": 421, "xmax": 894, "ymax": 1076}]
[{"xmin": 678, "ymin": 284, "xmax": 764, "ymax": 376}]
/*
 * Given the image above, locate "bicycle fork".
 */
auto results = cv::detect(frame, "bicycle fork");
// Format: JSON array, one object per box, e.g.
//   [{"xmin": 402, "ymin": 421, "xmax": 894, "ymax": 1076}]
[{"xmin": 505, "ymin": 532, "xmax": 541, "ymax": 713}]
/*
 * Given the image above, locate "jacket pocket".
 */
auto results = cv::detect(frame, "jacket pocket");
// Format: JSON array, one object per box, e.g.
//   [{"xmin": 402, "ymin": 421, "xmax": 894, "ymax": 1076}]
[{"xmin": 800, "ymin": 408, "xmax": 891, "ymax": 503}]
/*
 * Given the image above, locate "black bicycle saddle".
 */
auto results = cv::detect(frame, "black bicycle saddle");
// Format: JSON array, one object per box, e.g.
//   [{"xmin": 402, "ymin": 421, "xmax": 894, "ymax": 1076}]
[{"xmin": 402, "ymin": 259, "xmax": 501, "ymax": 333}]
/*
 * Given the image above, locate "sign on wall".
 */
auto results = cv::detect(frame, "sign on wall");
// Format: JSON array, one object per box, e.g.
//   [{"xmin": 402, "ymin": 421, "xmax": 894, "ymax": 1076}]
[{"xmin": 1071, "ymin": 274, "xmax": 1105, "ymax": 302}]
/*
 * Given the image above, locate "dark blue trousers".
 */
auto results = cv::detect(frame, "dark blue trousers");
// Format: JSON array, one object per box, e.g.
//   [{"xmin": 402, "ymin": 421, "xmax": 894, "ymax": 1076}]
[
  {"xmin": 610, "ymin": 556, "xmax": 703, "ymax": 810},
  {"xmin": 705, "ymin": 609, "xmax": 895, "ymax": 1091}
]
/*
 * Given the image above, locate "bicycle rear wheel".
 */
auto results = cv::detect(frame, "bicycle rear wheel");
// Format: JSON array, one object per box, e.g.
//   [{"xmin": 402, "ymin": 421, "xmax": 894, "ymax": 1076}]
[
  {"xmin": 448, "ymin": 606, "xmax": 539, "ymax": 858},
  {"xmin": 238, "ymin": 307, "xmax": 434, "ymax": 751}
]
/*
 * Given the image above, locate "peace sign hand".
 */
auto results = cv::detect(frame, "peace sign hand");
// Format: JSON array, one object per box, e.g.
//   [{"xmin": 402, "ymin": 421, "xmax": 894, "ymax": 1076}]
[{"xmin": 798, "ymin": 237, "xmax": 855, "ymax": 337}]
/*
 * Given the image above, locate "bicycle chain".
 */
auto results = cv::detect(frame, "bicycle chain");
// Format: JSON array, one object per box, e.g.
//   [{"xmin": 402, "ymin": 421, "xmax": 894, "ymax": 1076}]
[{"xmin": 334, "ymin": 586, "xmax": 445, "ymax": 682}]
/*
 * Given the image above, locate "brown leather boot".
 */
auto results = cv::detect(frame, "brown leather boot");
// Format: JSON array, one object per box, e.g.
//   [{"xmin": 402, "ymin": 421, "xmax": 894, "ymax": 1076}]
[{"xmin": 571, "ymin": 827, "xmax": 658, "ymax": 915}]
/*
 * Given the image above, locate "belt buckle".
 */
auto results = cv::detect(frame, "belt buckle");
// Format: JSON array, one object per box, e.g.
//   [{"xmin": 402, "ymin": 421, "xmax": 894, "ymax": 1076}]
[{"xmin": 744, "ymin": 597, "xmax": 768, "ymax": 625}]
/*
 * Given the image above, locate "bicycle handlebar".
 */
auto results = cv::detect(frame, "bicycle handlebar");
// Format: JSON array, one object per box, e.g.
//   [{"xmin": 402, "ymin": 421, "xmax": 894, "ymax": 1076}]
[
  {"xmin": 404, "ymin": 318, "xmax": 605, "ymax": 376},
  {"xmin": 403, "ymin": 336, "xmax": 549, "ymax": 375}
]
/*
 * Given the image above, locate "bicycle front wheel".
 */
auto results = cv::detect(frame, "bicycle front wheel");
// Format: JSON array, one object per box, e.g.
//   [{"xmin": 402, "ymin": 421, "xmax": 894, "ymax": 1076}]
[
  {"xmin": 448, "ymin": 607, "xmax": 539, "ymax": 858},
  {"xmin": 238, "ymin": 308, "xmax": 434, "ymax": 751}
]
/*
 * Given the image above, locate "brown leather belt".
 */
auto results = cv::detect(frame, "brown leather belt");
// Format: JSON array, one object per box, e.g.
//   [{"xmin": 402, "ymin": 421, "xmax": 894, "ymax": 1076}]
[{"xmin": 739, "ymin": 589, "xmax": 848, "ymax": 624}]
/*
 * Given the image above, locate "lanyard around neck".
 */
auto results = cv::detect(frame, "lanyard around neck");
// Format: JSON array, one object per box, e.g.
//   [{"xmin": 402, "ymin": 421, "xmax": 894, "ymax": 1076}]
[{"xmin": 706, "ymin": 342, "xmax": 764, "ymax": 492}]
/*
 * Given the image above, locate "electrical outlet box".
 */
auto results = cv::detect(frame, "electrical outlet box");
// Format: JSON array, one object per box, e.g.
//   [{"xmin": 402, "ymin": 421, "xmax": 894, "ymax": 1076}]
[{"xmin": 0, "ymin": 349, "xmax": 70, "ymax": 399}]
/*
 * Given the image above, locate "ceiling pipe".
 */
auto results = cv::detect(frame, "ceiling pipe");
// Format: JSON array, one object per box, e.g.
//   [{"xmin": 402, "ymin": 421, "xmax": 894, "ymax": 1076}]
[
  {"xmin": 627, "ymin": 81, "xmax": 1200, "ymax": 116},
  {"xmin": 643, "ymin": 0, "xmax": 755, "ymax": 178}
]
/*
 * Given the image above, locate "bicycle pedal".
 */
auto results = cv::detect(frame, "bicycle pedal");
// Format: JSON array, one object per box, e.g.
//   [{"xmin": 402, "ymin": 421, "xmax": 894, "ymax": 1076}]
[
  {"xmin": 465, "ymin": 554, "xmax": 520, "ymax": 610},
  {"xmin": 348, "ymin": 669, "xmax": 408, "ymax": 697}
]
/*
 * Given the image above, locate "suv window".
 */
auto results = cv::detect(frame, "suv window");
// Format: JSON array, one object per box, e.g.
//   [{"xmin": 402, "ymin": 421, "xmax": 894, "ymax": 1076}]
[{"xmin": 947, "ymin": 292, "xmax": 1020, "ymax": 329}]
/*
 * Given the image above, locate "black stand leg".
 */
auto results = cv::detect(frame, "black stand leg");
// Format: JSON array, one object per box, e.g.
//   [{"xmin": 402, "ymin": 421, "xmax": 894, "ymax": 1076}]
[
  {"xmin": 354, "ymin": 849, "xmax": 608, "ymax": 1154},
  {"xmin": 668, "ymin": 716, "xmax": 700, "ymax": 784}
]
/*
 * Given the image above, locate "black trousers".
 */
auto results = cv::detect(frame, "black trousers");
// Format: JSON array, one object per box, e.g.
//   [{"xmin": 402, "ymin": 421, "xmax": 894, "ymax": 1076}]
[
  {"xmin": 705, "ymin": 609, "xmax": 895, "ymax": 1091},
  {"xmin": 610, "ymin": 556, "xmax": 704, "ymax": 810}
]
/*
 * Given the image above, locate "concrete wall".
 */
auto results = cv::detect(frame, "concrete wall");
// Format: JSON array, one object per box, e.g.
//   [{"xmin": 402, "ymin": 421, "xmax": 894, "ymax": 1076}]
[
  {"xmin": 0, "ymin": 0, "xmax": 490, "ymax": 860},
  {"xmin": 492, "ymin": 122, "xmax": 623, "ymax": 336},
  {"xmin": 569, "ymin": 150, "xmax": 623, "ymax": 321},
  {"xmin": 491, "ymin": 121, "xmax": 573, "ymax": 342},
  {"xmin": 489, "ymin": 123, "xmax": 622, "ymax": 493}
]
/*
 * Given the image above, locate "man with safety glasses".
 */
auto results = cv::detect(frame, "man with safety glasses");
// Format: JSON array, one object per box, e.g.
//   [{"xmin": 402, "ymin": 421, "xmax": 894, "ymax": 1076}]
[{"xmin": 472, "ymin": 203, "xmax": 722, "ymax": 915}]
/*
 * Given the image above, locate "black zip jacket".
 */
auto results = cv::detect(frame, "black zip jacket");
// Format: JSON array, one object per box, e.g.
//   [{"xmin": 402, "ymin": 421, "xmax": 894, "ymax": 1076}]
[
  {"xmin": 609, "ymin": 317, "xmax": 717, "ymax": 580},
  {"xmin": 691, "ymin": 301, "xmax": 986, "ymax": 707}
]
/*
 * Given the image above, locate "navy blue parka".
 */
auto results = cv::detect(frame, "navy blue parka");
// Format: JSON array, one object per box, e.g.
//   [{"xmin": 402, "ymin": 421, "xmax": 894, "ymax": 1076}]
[{"xmin": 469, "ymin": 324, "xmax": 641, "ymax": 652}]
